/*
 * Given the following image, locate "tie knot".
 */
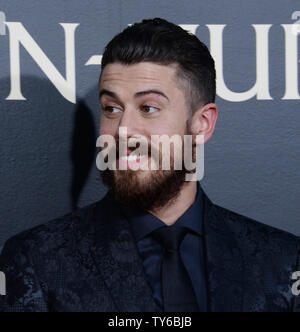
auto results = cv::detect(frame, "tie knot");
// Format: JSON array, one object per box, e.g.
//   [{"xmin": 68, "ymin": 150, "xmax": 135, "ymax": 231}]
[{"xmin": 151, "ymin": 226, "xmax": 188, "ymax": 251}]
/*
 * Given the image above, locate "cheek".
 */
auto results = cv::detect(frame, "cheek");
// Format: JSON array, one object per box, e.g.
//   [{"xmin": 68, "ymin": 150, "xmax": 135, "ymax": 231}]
[
  {"xmin": 99, "ymin": 118, "xmax": 119, "ymax": 137},
  {"xmin": 151, "ymin": 118, "xmax": 187, "ymax": 137},
  {"xmin": 157, "ymin": 103, "xmax": 188, "ymax": 136}
]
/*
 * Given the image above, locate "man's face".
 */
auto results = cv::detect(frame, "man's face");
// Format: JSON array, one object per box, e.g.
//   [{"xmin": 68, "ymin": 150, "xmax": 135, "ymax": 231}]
[{"xmin": 99, "ymin": 62, "xmax": 192, "ymax": 210}]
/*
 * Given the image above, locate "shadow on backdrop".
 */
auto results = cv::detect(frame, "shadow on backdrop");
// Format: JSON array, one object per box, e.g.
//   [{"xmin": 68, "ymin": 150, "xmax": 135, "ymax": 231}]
[
  {"xmin": 70, "ymin": 100, "xmax": 97, "ymax": 210},
  {"xmin": 0, "ymin": 76, "xmax": 100, "ymax": 248}
]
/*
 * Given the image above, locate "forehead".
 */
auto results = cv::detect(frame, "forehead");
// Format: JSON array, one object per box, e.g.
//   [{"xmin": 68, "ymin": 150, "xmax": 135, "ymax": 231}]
[{"xmin": 99, "ymin": 62, "xmax": 179, "ymax": 90}]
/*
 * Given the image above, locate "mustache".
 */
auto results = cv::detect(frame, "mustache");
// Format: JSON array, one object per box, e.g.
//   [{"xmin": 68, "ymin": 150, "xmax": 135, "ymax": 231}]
[{"xmin": 101, "ymin": 137, "xmax": 159, "ymax": 159}]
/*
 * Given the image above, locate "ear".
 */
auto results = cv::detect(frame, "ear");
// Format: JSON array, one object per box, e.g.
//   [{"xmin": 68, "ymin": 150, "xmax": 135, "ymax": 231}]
[{"xmin": 189, "ymin": 103, "xmax": 218, "ymax": 144}]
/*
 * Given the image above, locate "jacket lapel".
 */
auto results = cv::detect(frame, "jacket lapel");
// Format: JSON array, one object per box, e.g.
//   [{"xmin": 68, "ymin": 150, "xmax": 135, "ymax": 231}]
[
  {"xmin": 89, "ymin": 190, "xmax": 245, "ymax": 312},
  {"xmin": 90, "ymin": 193, "xmax": 158, "ymax": 312},
  {"xmin": 202, "ymin": 192, "xmax": 245, "ymax": 312}
]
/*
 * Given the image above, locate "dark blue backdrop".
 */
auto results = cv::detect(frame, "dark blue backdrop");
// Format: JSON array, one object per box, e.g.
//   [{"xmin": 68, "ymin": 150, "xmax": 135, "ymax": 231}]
[{"xmin": 0, "ymin": 0, "xmax": 300, "ymax": 248}]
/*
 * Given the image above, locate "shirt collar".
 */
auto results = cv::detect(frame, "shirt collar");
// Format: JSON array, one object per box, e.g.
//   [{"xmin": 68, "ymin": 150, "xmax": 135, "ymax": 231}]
[{"xmin": 121, "ymin": 182, "xmax": 204, "ymax": 242}]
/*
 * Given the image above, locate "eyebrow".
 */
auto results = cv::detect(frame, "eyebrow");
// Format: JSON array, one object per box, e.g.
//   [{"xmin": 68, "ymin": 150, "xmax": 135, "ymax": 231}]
[
  {"xmin": 135, "ymin": 89, "xmax": 169, "ymax": 101},
  {"xmin": 99, "ymin": 89, "xmax": 169, "ymax": 102}
]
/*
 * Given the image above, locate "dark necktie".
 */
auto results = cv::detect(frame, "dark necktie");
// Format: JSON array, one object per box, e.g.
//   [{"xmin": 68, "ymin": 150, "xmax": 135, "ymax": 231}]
[{"xmin": 151, "ymin": 225, "xmax": 199, "ymax": 312}]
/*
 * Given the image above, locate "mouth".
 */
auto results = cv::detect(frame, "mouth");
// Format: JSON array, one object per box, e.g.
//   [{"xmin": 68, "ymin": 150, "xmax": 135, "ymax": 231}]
[{"xmin": 117, "ymin": 152, "xmax": 150, "ymax": 170}]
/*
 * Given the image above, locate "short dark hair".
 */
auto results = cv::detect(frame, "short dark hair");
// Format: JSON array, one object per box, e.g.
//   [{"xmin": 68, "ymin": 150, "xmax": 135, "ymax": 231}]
[{"xmin": 101, "ymin": 18, "xmax": 216, "ymax": 113}]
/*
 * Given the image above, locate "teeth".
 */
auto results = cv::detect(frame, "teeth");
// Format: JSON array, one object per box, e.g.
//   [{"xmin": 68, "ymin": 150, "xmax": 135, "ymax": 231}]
[
  {"xmin": 120, "ymin": 155, "xmax": 138, "ymax": 161},
  {"xmin": 120, "ymin": 155, "xmax": 147, "ymax": 162}
]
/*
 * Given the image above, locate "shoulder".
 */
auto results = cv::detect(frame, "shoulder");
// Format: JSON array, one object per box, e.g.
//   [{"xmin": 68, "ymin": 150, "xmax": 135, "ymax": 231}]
[
  {"xmin": 0, "ymin": 198, "xmax": 107, "ymax": 260},
  {"xmin": 213, "ymin": 202, "xmax": 300, "ymax": 252}
]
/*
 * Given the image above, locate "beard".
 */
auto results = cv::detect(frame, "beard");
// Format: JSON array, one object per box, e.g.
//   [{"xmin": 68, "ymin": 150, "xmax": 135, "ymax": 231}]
[
  {"xmin": 100, "ymin": 127, "xmax": 195, "ymax": 211},
  {"xmin": 101, "ymin": 167, "xmax": 187, "ymax": 211}
]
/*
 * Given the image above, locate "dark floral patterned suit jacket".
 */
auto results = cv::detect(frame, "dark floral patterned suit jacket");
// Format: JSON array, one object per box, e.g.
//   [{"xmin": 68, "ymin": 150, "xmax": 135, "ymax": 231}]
[{"xmin": 1, "ymin": 191, "xmax": 300, "ymax": 312}]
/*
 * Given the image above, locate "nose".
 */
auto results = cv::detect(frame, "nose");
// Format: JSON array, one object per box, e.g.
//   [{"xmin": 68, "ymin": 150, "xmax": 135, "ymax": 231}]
[{"xmin": 118, "ymin": 109, "xmax": 143, "ymax": 139}]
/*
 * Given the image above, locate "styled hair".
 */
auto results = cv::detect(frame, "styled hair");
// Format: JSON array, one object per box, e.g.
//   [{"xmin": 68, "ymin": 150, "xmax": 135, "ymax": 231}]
[{"xmin": 101, "ymin": 18, "xmax": 216, "ymax": 113}]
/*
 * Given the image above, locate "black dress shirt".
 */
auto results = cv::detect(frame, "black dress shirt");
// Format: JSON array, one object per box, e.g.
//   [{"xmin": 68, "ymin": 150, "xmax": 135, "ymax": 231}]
[{"xmin": 121, "ymin": 183, "xmax": 208, "ymax": 312}]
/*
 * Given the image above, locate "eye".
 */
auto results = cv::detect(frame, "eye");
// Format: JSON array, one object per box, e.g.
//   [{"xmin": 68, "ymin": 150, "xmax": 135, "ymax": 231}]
[
  {"xmin": 141, "ymin": 105, "xmax": 159, "ymax": 114},
  {"xmin": 103, "ymin": 106, "xmax": 122, "ymax": 115}
]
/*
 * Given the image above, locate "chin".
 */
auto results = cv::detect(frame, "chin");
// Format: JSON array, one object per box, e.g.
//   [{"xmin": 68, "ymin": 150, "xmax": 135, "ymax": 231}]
[{"xmin": 134, "ymin": 170, "xmax": 154, "ymax": 183}]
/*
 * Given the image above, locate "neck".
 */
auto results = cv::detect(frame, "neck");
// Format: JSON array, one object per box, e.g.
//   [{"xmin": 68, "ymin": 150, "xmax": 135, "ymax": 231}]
[{"xmin": 149, "ymin": 181, "xmax": 198, "ymax": 226}]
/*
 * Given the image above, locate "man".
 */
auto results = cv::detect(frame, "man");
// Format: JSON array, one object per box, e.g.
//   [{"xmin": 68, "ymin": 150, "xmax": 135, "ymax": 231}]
[{"xmin": 0, "ymin": 18, "xmax": 300, "ymax": 312}]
